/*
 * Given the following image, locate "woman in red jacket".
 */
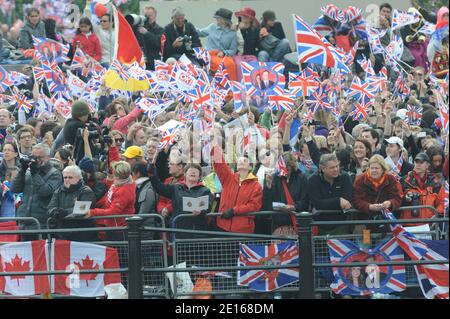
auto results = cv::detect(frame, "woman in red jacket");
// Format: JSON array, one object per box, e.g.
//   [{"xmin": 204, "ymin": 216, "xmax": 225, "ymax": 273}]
[
  {"xmin": 87, "ymin": 161, "xmax": 136, "ymax": 240},
  {"xmin": 211, "ymin": 145, "xmax": 263, "ymax": 234},
  {"xmin": 353, "ymin": 155, "xmax": 404, "ymax": 230},
  {"xmin": 72, "ymin": 17, "xmax": 102, "ymax": 62}
]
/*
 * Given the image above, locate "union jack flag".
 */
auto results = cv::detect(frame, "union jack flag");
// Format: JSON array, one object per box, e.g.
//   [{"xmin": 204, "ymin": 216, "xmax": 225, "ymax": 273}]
[
  {"xmin": 438, "ymin": 99, "xmax": 449, "ymax": 133},
  {"xmin": 136, "ymin": 98, "xmax": 172, "ymax": 119},
  {"xmin": 42, "ymin": 60, "xmax": 67, "ymax": 94},
  {"xmin": 241, "ymin": 61, "xmax": 285, "ymax": 96},
  {"xmin": 35, "ymin": 92, "xmax": 54, "ymax": 116},
  {"xmin": 327, "ymin": 238, "xmax": 406, "ymax": 296},
  {"xmin": 341, "ymin": 41, "xmax": 359, "ymax": 66},
  {"xmin": 349, "ymin": 100, "xmax": 370, "ymax": 121},
  {"xmin": 238, "ymin": 241, "xmax": 299, "ymax": 292},
  {"xmin": 429, "ymin": 73, "xmax": 448, "ymax": 97},
  {"xmin": 293, "ymin": 15, "xmax": 350, "ymax": 74},
  {"xmin": 366, "ymin": 27, "xmax": 386, "ymax": 54},
  {"xmin": 187, "ymin": 85, "xmax": 212, "ymax": 110},
  {"xmin": 348, "ymin": 77, "xmax": 376, "ymax": 105},
  {"xmin": 33, "ymin": 36, "xmax": 69, "ymax": 63},
  {"xmin": 193, "ymin": 47, "xmax": 211, "ymax": 70},
  {"xmin": 306, "ymin": 87, "xmax": 332, "ymax": 112},
  {"xmin": 268, "ymin": 94, "xmax": 294, "ymax": 111},
  {"xmin": 9, "ymin": 71, "xmax": 29, "ymax": 87},
  {"xmin": 32, "ymin": 65, "xmax": 45, "ymax": 84},
  {"xmin": 196, "ymin": 69, "xmax": 211, "ymax": 87},
  {"xmin": 177, "ymin": 53, "xmax": 200, "ymax": 78},
  {"xmin": 110, "ymin": 59, "xmax": 130, "ymax": 81},
  {"xmin": 385, "ymin": 34, "xmax": 404, "ymax": 62},
  {"xmin": 392, "ymin": 9, "xmax": 420, "ymax": 31},
  {"xmin": 0, "ymin": 66, "xmax": 13, "ymax": 93},
  {"xmin": 312, "ymin": 15, "xmax": 334, "ymax": 33},
  {"xmin": 419, "ymin": 21, "xmax": 436, "ymax": 35},
  {"xmin": 158, "ymin": 126, "xmax": 179, "ymax": 149},
  {"xmin": 11, "ymin": 87, "xmax": 34, "ymax": 114},
  {"xmin": 211, "ymin": 85, "xmax": 229, "ymax": 108},
  {"xmin": 231, "ymin": 81, "xmax": 246, "ymax": 112},
  {"xmin": 288, "ymin": 71, "xmax": 320, "ymax": 97},
  {"xmin": 391, "ymin": 153, "xmax": 404, "ymax": 180},
  {"xmin": 358, "ymin": 57, "xmax": 375, "ymax": 77},
  {"xmin": 444, "ymin": 181, "xmax": 449, "ymax": 214},
  {"xmin": 393, "ymin": 75, "xmax": 411, "ymax": 99},
  {"xmin": 213, "ymin": 62, "xmax": 231, "ymax": 91},
  {"xmin": 275, "ymin": 156, "xmax": 288, "ymax": 177},
  {"xmin": 405, "ymin": 104, "xmax": 423, "ymax": 126}
]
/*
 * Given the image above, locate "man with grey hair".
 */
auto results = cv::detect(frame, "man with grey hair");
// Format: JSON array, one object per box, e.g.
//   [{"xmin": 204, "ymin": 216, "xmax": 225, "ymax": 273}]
[
  {"xmin": 307, "ymin": 153, "xmax": 353, "ymax": 235},
  {"xmin": 11, "ymin": 143, "xmax": 63, "ymax": 238},
  {"xmin": 162, "ymin": 6, "xmax": 202, "ymax": 62},
  {"xmin": 47, "ymin": 165, "xmax": 96, "ymax": 241}
]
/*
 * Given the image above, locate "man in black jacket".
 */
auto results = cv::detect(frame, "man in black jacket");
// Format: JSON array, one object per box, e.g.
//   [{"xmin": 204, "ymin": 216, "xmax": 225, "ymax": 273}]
[
  {"xmin": 63, "ymin": 100, "xmax": 91, "ymax": 162},
  {"xmin": 163, "ymin": 7, "xmax": 202, "ymax": 62},
  {"xmin": 307, "ymin": 153, "xmax": 353, "ymax": 234},
  {"xmin": 139, "ymin": 5, "xmax": 164, "ymax": 70}
]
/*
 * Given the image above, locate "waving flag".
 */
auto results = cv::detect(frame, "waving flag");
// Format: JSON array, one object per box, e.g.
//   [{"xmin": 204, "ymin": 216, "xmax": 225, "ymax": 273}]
[
  {"xmin": 52, "ymin": 240, "xmax": 121, "ymax": 297},
  {"xmin": 358, "ymin": 56, "xmax": 376, "ymax": 77},
  {"xmin": 231, "ymin": 81, "xmax": 247, "ymax": 112},
  {"xmin": 405, "ymin": 104, "xmax": 423, "ymax": 126},
  {"xmin": 348, "ymin": 77, "xmax": 376, "ymax": 104},
  {"xmin": 188, "ymin": 85, "xmax": 212, "ymax": 110},
  {"xmin": 293, "ymin": 15, "xmax": 350, "ymax": 74},
  {"xmin": 275, "ymin": 156, "xmax": 288, "ymax": 177},
  {"xmin": 392, "ymin": 9, "xmax": 420, "ymax": 31},
  {"xmin": 9, "ymin": 71, "xmax": 29, "ymax": 87},
  {"xmin": 213, "ymin": 62, "xmax": 231, "ymax": 91},
  {"xmin": 35, "ymin": 92, "xmax": 54, "ymax": 116},
  {"xmin": 306, "ymin": 87, "xmax": 332, "ymax": 112},
  {"xmin": 349, "ymin": 100, "xmax": 370, "ymax": 121},
  {"xmin": 33, "ymin": 36, "xmax": 69, "ymax": 63},
  {"xmin": 42, "ymin": 60, "xmax": 67, "ymax": 95},
  {"xmin": 366, "ymin": 27, "xmax": 386, "ymax": 54},
  {"xmin": 393, "ymin": 75, "xmax": 411, "ymax": 99},
  {"xmin": 327, "ymin": 238, "xmax": 406, "ymax": 296},
  {"xmin": 289, "ymin": 71, "xmax": 320, "ymax": 97},
  {"xmin": 32, "ymin": 65, "xmax": 45, "ymax": 84},
  {"xmin": 11, "ymin": 87, "xmax": 34, "ymax": 114},
  {"xmin": 110, "ymin": 59, "xmax": 130, "ymax": 81},
  {"xmin": 136, "ymin": 97, "xmax": 173, "ymax": 119},
  {"xmin": 66, "ymin": 71, "xmax": 86, "ymax": 98},
  {"xmin": 0, "ymin": 66, "xmax": 13, "ymax": 93},
  {"xmin": 268, "ymin": 94, "xmax": 295, "ymax": 111},
  {"xmin": 241, "ymin": 61, "xmax": 286, "ymax": 96},
  {"xmin": 238, "ymin": 241, "xmax": 299, "ymax": 292},
  {"xmin": 0, "ymin": 240, "xmax": 50, "ymax": 296},
  {"xmin": 312, "ymin": 15, "xmax": 334, "ymax": 33},
  {"xmin": 419, "ymin": 21, "xmax": 436, "ymax": 35},
  {"xmin": 112, "ymin": 6, "xmax": 143, "ymax": 64},
  {"xmin": 157, "ymin": 120, "xmax": 185, "ymax": 149},
  {"xmin": 342, "ymin": 41, "xmax": 359, "ymax": 66},
  {"xmin": 178, "ymin": 54, "xmax": 200, "ymax": 78},
  {"xmin": 193, "ymin": 47, "xmax": 211, "ymax": 71},
  {"xmin": 385, "ymin": 34, "xmax": 404, "ymax": 62}
]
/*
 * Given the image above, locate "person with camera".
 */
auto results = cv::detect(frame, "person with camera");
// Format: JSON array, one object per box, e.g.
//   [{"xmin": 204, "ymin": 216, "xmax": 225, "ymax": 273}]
[
  {"xmin": 10, "ymin": 143, "xmax": 63, "ymax": 239},
  {"xmin": 138, "ymin": 5, "xmax": 164, "ymax": 70},
  {"xmin": 47, "ymin": 165, "xmax": 97, "ymax": 242},
  {"xmin": 399, "ymin": 152, "xmax": 445, "ymax": 224},
  {"xmin": 63, "ymin": 100, "xmax": 90, "ymax": 147},
  {"xmin": 162, "ymin": 7, "xmax": 202, "ymax": 62}
]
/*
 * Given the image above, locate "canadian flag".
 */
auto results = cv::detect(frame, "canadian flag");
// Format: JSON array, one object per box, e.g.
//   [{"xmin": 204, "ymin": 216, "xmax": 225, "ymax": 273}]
[
  {"xmin": 0, "ymin": 240, "xmax": 50, "ymax": 296},
  {"xmin": 51, "ymin": 240, "xmax": 121, "ymax": 297}
]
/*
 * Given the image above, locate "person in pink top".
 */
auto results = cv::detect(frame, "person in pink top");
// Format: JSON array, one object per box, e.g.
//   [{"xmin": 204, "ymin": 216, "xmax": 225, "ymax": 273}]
[
  {"xmin": 72, "ymin": 17, "xmax": 102, "ymax": 62},
  {"xmin": 102, "ymin": 98, "xmax": 145, "ymax": 135}
]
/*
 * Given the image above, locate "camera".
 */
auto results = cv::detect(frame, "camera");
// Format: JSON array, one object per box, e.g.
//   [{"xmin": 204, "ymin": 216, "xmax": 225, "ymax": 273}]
[
  {"xmin": 408, "ymin": 193, "xmax": 421, "ymax": 217},
  {"xmin": 77, "ymin": 122, "xmax": 100, "ymax": 140},
  {"xmin": 125, "ymin": 14, "xmax": 146, "ymax": 27},
  {"xmin": 19, "ymin": 155, "xmax": 37, "ymax": 167},
  {"xmin": 182, "ymin": 35, "xmax": 192, "ymax": 51}
]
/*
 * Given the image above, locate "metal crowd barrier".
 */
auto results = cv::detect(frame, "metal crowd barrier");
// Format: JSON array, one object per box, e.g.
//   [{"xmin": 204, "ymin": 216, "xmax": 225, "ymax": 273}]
[{"xmin": 0, "ymin": 207, "xmax": 448, "ymax": 299}]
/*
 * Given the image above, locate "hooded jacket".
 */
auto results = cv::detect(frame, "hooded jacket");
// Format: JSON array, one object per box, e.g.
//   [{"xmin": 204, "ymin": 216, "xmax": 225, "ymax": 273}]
[
  {"xmin": 18, "ymin": 20, "xmax": 46, "ymax": 49},
  {"xmin": 211, "ymin": 146, "xmax": 263, "ymax": 233}
]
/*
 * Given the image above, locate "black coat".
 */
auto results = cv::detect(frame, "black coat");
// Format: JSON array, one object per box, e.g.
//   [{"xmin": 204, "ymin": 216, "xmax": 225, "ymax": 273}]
[
  {"xmin": 163, "ymin": 21, "xmax": 202, "ymax": 61},
  {"xmin": 63, "ymin": 118, "xmax": 85, "ymax": 146},
  {"xmin": 240, "ymin": 27, "xmax": 260, "ymax": 56},
  {"xmin": 263, "ymin": 170, "xmax": 309, "ymax": 228},
  {"xmin": 142, "ymin": 21, "xmax": 165, "ymax": 69},
  {"xmin": 261, "ymin": 21, "xmax": 286, "ymax": 40},
  {"xmin": 47, "ymin": 181, "xmax": 97, "ymax": 241},
  {"xmin": 307, "ymin": 171, "xmax": 353, "ymax": 211},
  {"xmin": 150, "ymin": 175, "xmax": 211, "ymax": 238}
]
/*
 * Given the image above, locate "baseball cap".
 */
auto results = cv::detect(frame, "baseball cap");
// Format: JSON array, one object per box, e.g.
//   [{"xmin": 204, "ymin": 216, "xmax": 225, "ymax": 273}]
[
  {"xmin": 122, "ymin": 146, "xmax": 144, "ymax": 159},
  {"xmin": 414, "ymin": 152, "xmax": 431, "ymax": 163},
  {"xmin": 385, "ymin": 136, "xmax": 404, "ymax": 148}
]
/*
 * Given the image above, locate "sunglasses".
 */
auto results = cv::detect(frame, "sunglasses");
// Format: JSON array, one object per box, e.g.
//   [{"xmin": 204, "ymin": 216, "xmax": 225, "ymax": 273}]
[
  {"xmin": 114, "ymin": 138, "xmax": 124, "ymax": 143},
  {"xmin": 413, "ymin": 72, "xmax": 424, "ymax": 77}
]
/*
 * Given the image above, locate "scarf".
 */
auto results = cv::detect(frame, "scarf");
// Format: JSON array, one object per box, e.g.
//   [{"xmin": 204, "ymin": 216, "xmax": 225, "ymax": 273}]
[
  {"xmin": 299, "ymin": 156, "xmax": 314, "ymax": 170},
  {"xmin": 366, "ymin": 170, "xmax": 387, "ymax": 191},
  {"xmin": 114, "ymin": 176, "xmax": 132, "ymax": 187},
  {"xmin": 413, "ymin": 171, "xmax": 428, "ymax": 190}
]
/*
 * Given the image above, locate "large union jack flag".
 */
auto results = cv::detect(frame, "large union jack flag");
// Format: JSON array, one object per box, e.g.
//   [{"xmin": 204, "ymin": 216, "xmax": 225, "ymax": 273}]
[
  {"xmin": 327, "ymin": 238, "xmax": 406, "ymax": 296},
  {"xmin": 293, "ymin": 14, "xmax": 350, "ymax": 74},
  {"xmin": 187, "ymin": 85, "xmax": 212, "ymax": 110},
  {"xmin": 268, "ymin": 94, "xmax": 295, "ymax": 111},
  {"xmin": 238, "ymin": 241, "xmax": 299, "ymax": 292}
]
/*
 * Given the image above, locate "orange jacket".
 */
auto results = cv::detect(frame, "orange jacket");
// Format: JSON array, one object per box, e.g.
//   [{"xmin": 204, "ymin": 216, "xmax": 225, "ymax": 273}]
[{"xmin": 211, "ymin": 146, "xmax": 262, "ymax": 233}]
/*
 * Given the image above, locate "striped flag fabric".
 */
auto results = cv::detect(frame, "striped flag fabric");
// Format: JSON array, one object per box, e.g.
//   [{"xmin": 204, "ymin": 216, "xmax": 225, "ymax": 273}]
[{"xmin": 392, "ymin": 9, "xmax": 420, "ymax": 31}]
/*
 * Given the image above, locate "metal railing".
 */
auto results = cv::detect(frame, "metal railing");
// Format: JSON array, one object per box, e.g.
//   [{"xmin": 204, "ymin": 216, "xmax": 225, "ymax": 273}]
[{"xmin": 0, "ymin": 207, "xmax": 447, "ymax": 299}]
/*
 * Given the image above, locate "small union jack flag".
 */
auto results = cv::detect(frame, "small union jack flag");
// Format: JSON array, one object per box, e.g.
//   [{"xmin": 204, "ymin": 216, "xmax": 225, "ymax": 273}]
[
  {"xmin": 193, "ymin": 47, "xmax": 211, "ymax": 70},
  {"xmin": 9, "ymin": 71, "xmax": 29, "ymax": 87},
  {"xmin": 33, "ymin": 36, "xmax": 69, "ymax": 63},
  {"xmin": 0, "ymin": 66, "xmax": 13, "ymax": 93},
  {"xmin": 238, "ymin": 241, "xmax": 299, "ymax": 292},
  {"xmin": 268, "ymin": 94, "xmax": 295, "ymax": 111},
  {"xmin": 110, "ymin": 59, "xmax": 130, "ymax": 81},
  {"xmin": 293, "ymin": 14, "xmax": 350, "ymax": 74},
  {"xmin": 188, "ymin": 85, "xmax": 212, "ymax": 110},
  {"xmin": 405, "ymin": 104, "xmax": 423, "ymax": 126},
  {"xmin": 11, "ymin": 87, "xmax": 34, "ymax": 114},
  {"xmin": 347, "ymin": 76, "xmax": 376, "ymax": 104},
  {"xmin": 392, "ymin": 9, "xmax": 420, "ymax": 31},
  {"xmin": 213, "ymin": 62, "xmax": 231, "ymax": 91},
  {"xmin": 349, "ymin": 100, "xmax": 370, "ymax": 121},
  {"xmin": 231, "ymin": 81, "xmax": 246, "ymax": 112},
  {"xmin": 275, "ymin": 155, "xmax": 288, "ymax": 177},
  {"xmin": 306, "ymin": 87, "xmax": 332, "ymax": 112},
  {"xmin": 289, "ymin": 71, "xmax": 320, "ymax": 97}
]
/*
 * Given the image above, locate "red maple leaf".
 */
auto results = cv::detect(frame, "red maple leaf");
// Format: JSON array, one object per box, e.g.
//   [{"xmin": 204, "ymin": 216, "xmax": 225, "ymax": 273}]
[
  {"xmin": 4, "ymin": 254, "xmax": 31, "ymax": 286},
  {"xmin": 74, "ymin": 255, "xmax": 99, "ymax": 286}
]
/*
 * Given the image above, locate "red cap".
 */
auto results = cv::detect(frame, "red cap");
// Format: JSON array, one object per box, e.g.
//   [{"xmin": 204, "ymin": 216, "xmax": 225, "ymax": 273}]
[{"xmin": 235, "ymin": 7, "xmax": 256, "ymax": 20}]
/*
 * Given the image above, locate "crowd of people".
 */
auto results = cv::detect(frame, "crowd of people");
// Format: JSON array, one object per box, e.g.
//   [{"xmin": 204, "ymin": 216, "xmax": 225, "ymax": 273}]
[{"xmin": 0, "ymin": 0, "xmax": 448, "ymax": 253}]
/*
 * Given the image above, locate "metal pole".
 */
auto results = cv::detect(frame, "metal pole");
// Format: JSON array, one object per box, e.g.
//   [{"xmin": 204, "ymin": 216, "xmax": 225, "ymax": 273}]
[
  {"xmin": 297, "ymin": 212, "xmax": 314, "ymax": 299},
  {"xmin": 127, "ymin": 216, "xmax": 143, "ymax": 299}
]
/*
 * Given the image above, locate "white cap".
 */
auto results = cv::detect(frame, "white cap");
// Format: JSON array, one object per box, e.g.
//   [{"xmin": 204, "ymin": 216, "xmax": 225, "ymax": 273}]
[
  {"xmin": 396, "ymin": 108, "xmax": 407, "ymax": 121},
  {"xmin": 385, "ymin": 136, "xmax": 404, "ymax": 148}
]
